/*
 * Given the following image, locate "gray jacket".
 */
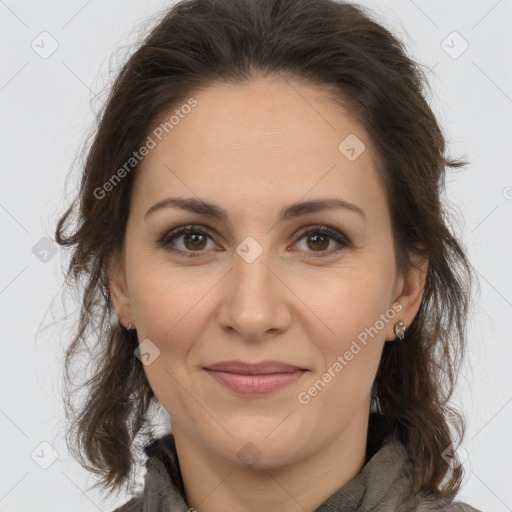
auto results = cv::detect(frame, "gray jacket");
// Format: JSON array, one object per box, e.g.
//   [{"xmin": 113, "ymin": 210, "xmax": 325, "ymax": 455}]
[{"xmin": 113, "ymin": 431, "xmax": 482, "ymax": 512}]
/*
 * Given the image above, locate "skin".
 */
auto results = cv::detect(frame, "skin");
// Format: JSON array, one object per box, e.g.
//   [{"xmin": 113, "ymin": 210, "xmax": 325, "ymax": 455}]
[{"xmin": 109, "ymin": 75, "xmax": 427, "ymax": 512}]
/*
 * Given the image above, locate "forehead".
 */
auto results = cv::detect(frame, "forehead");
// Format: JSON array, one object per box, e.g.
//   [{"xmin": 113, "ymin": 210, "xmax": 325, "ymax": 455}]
[{"xmin": 132, "ymin": 76, "xmax": 385, "ymax": 222}]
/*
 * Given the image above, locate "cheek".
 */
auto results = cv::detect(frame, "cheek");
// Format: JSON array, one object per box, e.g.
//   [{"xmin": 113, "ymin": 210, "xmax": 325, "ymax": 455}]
[
  {"xmin": 301, "ymin": 262, "xmax": 394, "ymax": 397},
  {"xmin": 125, "ymin": 263, "xmax": 215, "ymax": 416},
  {"xmin": 125, "ymin": 234, "xmax": 214, "ymax": 334},
  {"xmin": 302, "ymin": 258, "xmax": 394, "ymax": 344},
  {"xmin": 129, "ymin": 268, "xmax": 214, "ymax": 348}
]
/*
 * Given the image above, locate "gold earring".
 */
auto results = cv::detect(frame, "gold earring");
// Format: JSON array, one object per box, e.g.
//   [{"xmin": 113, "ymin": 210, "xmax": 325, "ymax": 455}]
[{"xmin": 394, "ymin": 320, "xmax": 406, "ymax": 340}]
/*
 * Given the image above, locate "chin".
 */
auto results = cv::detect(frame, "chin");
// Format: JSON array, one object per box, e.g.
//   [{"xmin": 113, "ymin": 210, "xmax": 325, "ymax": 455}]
[{"xmin": 208, "ymin": 428, "xmax": 307, "ymax": 470}]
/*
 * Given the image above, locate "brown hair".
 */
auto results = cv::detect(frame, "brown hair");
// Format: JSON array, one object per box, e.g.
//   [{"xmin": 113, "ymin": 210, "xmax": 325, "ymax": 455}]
[{"xmin": 55, "ymin": 0, "xmax": 473, "ymax": 500}]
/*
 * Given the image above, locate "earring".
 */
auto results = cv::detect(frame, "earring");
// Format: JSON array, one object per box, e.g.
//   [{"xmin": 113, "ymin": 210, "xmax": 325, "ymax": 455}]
[
  {"xmin": 394, "ymin": 320, "xmax": 406, "ymax": 340},
  {"xmin": 126, "ymin": 322, "xmax": 132, "ymax": 331}
]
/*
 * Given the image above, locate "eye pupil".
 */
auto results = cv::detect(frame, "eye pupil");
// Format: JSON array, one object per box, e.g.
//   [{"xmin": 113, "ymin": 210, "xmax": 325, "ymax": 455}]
[
  {"xmin": 307, "ymin": 233, "xmax": 329, "ymax": 251},
  {"xmin": 184, "ymin": 233, "xmax": 207, "ymax": 250}
]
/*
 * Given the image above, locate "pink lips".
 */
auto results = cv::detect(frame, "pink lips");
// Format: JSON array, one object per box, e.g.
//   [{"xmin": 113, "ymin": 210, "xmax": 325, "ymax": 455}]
[{"xmin": 203, "ymin": 361, "xmax": 307, "ymax": 396}]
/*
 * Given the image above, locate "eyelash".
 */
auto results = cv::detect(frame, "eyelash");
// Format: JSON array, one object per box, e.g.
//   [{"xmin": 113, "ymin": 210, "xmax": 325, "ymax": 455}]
[{"xmin": 156, "ymin": 224, "xmax": 352, "ymax": 259}]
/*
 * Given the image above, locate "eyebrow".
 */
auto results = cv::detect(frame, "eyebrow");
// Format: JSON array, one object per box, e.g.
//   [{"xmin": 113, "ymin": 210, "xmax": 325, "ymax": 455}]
[{"xmin": 144, "ymin": 197, "xmax": 367, "ymax": 222}]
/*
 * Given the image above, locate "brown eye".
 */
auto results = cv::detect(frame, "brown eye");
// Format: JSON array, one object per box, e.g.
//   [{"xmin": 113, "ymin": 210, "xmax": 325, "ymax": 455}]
[
  {"xmin": 158, "ymin": 224, "xmax": 351, "ymax": 259},
  {"xmin": 292, "ymin": 226, "xmax": 351, "ymax": 257},
  {"xmin": 182, "ymin": 232, "xmax": 208, "ymax": 251},
  {"xmin": 158, "ymin": 225, "xmax": 216, "ymax": 257},
  {"xmin": 305, "ymin": 233, "xmax": 330, "ymax": 251}
]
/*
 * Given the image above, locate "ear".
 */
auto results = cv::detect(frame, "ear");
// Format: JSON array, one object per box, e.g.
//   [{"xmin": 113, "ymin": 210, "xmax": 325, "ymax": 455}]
[
  {"xmin": 385, "ymin": 252, "xmax": 429, "ymax": 342},
  {"xmin": 108, "ymin": 253, "xmax": 132, "ymax": 329}
]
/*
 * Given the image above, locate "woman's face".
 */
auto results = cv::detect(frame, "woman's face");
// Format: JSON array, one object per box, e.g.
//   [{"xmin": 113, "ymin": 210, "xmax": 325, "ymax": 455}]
[{"xmin": 110, "ymin": 76, "xmax": 424, "ymax": 468}]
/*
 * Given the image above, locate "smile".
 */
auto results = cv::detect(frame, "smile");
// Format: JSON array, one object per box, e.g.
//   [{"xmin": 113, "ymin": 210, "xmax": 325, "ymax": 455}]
[{"xmin": 204, "ymin": 369, "xmax": 307, "ymax": 396}]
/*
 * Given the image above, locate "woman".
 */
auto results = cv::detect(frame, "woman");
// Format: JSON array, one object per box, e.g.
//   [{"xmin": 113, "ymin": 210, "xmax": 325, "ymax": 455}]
[{"xmin": 55, "ymin": 0, "xmax": 481, "ymax": 510}]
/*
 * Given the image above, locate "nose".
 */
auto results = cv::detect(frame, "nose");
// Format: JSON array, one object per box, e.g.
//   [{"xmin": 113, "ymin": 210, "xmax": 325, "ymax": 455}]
[{"xmin": 216, "ymin": 247, "xmax": 292, "ymax": 342}]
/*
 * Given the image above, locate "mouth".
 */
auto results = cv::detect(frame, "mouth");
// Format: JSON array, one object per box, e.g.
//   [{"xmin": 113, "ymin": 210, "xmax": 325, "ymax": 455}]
[{"xmin": 202, "ymin": 360, "xmax": 308, "ymax": 396}]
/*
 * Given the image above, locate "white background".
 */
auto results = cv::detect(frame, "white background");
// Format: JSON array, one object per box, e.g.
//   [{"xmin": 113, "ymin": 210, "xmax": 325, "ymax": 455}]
[{"xmin": 1, "ymin": 0, "xmax": 511, "ymax": 511}]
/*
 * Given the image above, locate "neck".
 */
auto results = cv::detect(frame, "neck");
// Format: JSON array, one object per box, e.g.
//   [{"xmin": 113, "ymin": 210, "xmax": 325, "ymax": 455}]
[{"xmin": 172, "ymin": 405, "xmax": 370, "ymax": 512}]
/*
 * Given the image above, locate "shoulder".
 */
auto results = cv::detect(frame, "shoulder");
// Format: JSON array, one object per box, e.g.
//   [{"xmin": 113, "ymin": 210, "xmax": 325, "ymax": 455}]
[
  {"xmin": 408, "ymin": 495, "xmax": 483, "ymax": 512},
  {"xmin": 110, "ymin": 495, "xmax": 143, "ymax": 512},
  {"xmin": 401, "ymin": 496, "xmax": 483, "ymax": 512},
  {"xmin": 446, "ymin": 502, "xmax": 483, "ymax": 512},
  {"xmin": 109, "ymin": 433, "xmax": 188, "ymax": 512}
]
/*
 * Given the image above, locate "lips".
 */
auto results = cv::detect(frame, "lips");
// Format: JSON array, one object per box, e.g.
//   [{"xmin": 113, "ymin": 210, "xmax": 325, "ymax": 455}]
[
  {"xmin": 203, "ymin": 360, "xmax": 306, "ymax": 374},
  {"xmin": 203, "ymin": 360, "xmax": 307, "ymax": 396}
]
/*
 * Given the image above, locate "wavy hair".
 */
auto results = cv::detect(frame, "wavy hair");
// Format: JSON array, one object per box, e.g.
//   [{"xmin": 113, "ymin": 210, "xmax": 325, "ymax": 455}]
[{"xmin": 55, "ymin": 0, "xmax": 473, "ymax": 500}]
